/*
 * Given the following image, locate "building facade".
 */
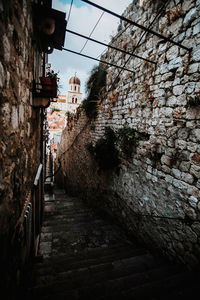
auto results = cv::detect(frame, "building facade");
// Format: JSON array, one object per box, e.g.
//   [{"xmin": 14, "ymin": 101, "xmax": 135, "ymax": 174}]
[
  {"xmin": 51, "ymin": 74, "xmax": 83, "ymax": 113},
  {"xmin": 0, "ymin": 0, "xmax": 66, "ymax": 297}
]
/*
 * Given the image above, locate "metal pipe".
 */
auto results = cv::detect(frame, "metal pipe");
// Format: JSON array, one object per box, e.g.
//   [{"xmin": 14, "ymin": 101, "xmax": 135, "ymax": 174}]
[
  {"xmin": 81, "ymin": 0, "xmax": 191, "ymax": 52},
  {"xmin": 62, "ymin": 47, "xmax": 135, "ymax": 73},
  {"xmin": 34, "ymin": 164, "xmax": 43, "ymax": 186},
  {"xmin": 66, "ymin": 29, "xmax": 156, "ymax": 64}
]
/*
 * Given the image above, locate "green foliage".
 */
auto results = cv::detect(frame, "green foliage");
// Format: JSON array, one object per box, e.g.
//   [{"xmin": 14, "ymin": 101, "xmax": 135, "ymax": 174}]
[
  {"xmin": 117, "ymin": 125, "xmax": 150, "ymax": 158},
  {"xmin": 51, "ymin": 108, "xmax": 61, "ymax": 113},
  {"xmin": 87, "ymin": 125, "xmax": 150, "ymax": 172},
  {"xmin": 81, "ymin": 98, "xmax": 98, "ymax": 119},
  {"xmin": 82, "ymin": 65, "xmax": 107, "ymax": 119},
  {"xmin": 47, "ymin": 70, "xmax": 60, "ymax": 82},
  {"xmin": 65, "ymin": 111, "xmax": 71, "ymax": 117},
  {"xmin": 88, "ymin": 127, "xmax": 120, "ymax": 171}
]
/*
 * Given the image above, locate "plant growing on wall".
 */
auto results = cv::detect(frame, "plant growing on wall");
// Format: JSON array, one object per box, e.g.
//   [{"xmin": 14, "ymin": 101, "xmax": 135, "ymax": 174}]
[
  {"xmin": 88, "ymin": 127, "xmax": 120, "ymax": 171},
  {"xmin": 117, "ymin": 125, "xmax": 150, "ymax": 158},
  {"xmin": 82, "ymin": 65, "xmax": 107, "ymax": 119}
]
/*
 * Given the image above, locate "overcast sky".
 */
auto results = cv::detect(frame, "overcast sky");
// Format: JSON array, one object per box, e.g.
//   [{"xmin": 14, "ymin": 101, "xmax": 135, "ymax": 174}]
[{"xmin": 51, "ymin": 0, "xmax": 132, "ymax": 97}]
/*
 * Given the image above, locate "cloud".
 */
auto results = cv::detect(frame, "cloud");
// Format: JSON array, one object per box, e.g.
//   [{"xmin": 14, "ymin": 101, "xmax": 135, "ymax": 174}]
[{"xmin": 50, "ymin": 0, "xmax": 132, "ymax": 97}]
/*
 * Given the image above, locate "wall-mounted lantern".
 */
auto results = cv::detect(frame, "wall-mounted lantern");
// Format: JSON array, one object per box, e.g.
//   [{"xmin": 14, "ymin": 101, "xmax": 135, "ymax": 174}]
[{"xmin": 33, "ymin": 4, "xmax": 67, "ymax": 53}]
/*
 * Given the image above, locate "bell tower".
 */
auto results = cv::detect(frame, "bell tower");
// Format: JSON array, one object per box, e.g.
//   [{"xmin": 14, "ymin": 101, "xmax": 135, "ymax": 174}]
[{"xmin": 67, "ymin": 73, "xmax": 82, "ymax": 113}]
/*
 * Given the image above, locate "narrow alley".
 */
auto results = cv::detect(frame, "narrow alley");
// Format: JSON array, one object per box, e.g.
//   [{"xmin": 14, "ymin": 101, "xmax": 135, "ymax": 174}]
[
  {"xmin": 1, "ymin": 0, "xmax": 200, "ymax": 298},
  {"xmin": 20, "ymin": 186, "xmax": 199, "ymax": 300}
]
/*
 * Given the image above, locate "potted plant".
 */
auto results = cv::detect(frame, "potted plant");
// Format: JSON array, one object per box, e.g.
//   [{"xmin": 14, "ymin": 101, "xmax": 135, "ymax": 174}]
[{"xmin": 40, "ymin": 70, "xmax": 60, "ymax": 98}]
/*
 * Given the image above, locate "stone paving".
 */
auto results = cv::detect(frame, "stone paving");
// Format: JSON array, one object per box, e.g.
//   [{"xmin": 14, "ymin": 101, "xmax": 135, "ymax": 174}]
[{"xmin": 21, "ymin": 187, "xmax": 200, "ymax": 300}]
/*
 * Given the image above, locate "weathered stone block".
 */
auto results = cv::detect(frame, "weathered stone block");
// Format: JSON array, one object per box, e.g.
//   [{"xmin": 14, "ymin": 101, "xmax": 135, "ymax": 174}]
[
  {"xmin": 166, "ymin": 46, "xmax": 179, "ymax": 61},
  {"xmin": 168, "ymin": 57, "xmax": 182, "ymax": 71},
  {"xmin": 173, "ymin": 85, "xmax": 185, "ymax": 96},
  {"xmin": 185, "ymin": 82, "xmax": 196, "ymax": 94},
  {"xmin": 188, "ymin": 195, "xmax": 198, "ymax": 208},
  {"xmin": 183, "ymin": 7, "xmax": 198, "ymax": 27},
  {"xmin": 0, "ymin": 62, "xmax": 5, "ymax": 88},
  {"xmin": 192, "ymin": 49, "xmax": 200, "ymax": 62},
  {"xmin": 188, "ymin": 63, "xmax": 199, "ymax": 73},
  {"xmin": 181, "ymin": 172, "xmax": 194, "ymax": 184},
  {"xmin": 190, "ymin": 164, "xmax": 200, "ymax": 178},
  {"xmin": 193, "ymin": 23, "xmax": 200, "ymax": 35},
  {"xmin": 11, "ymin": 106, "xmax": 18, "ymax": 130},
  {"xmin": 3, "ymin": 35, "xmax": 10, "ymax": 62}
]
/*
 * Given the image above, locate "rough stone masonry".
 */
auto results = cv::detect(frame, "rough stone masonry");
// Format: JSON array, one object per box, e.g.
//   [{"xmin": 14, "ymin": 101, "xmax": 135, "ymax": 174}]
[
  {"xmin": 0, "ymin": 0, "xmax": 42, "ymax": 293},
  {"xmin": 58, "ymin": 0, "xmax": 200, "ymax": 267}
]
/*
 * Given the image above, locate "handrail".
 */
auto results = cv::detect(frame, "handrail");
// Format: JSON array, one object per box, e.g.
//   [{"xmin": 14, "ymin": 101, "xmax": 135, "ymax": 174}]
[{"xmin": 34, "ymin": 164, "xmax": 43, "ymax": 186}]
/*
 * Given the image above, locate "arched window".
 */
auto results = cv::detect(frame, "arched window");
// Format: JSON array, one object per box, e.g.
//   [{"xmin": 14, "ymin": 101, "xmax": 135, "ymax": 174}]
[
  {"xmin": 74, "ymin": 86, "xmax": 76, "ymax": 91},
  {"xmin": 72, "ymin": 97, "xmax": 74, "ymax": 103},
  {"xmin": 75, "ymin": 98, "xmax": 77, "ymax": 103}
]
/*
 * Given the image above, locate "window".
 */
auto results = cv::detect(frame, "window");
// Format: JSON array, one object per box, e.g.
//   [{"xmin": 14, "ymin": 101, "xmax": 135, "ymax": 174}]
[
  {"xmin": 75, "ymin": 98, "xmax": 77, "ymax": 103},
  {"xmin": 72, "ymin": 97, "xmax": 74, "ymax": 103},
  {"xmin": 74, "ymin": 86, "xmax": 76, "ymax": 91}
]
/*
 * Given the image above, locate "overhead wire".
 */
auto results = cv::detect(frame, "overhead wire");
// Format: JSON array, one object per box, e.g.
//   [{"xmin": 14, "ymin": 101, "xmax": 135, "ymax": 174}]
[
  {"xmin": 81, "ymin": 0, "xmax": 191, "ymax": 51},
  {"xmin": 96, "ymin": 23, "xmax": 132, "ymax": 59},
  {"xmin": 66, "ymin": 29, "xmax": 156, "ymax": 64},
  {"xmin": 57, "ymin": 0, "xmax": 173, "ymax": 170},
  {"xmin": 62, "ymin": 47, "xmax": 135, "ymax": 73},
  {"xmin": 106, "ymin": 0, "xmax": 171, "ymax": 96},
  {"xmin": 79, "ymin": 11, "xmax": 104, "ymax": 53},
  {"xmin": 66, "ymin": 0, "xmax": 74, "ymax": 25}
]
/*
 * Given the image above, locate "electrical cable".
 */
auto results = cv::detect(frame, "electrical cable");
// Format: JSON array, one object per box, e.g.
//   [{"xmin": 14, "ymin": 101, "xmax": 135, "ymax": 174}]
[
  {"xmin": 106, "ymin": 0, "xmax": 171, "ymax": 97},
  {"xmin": 79, "ymin": 11, "xmax": 104, "ymax": 54},
  {"xmin": 62, "ymin": 47, "xmax": 135, "ymax": 73},
  {"xmin": 96, "ymin": 23, "xmax": 131, "ymax": 59},
  {"xmin": 56, "ymin": 0, "xmax": 174, "ymax": 162},
  {"xmin": 81, "ymin": 0, "xmax": 191, "ymax": 51},
  {"xmin": 66, "ymin": 0, "xmax": 74, "ymax": 25},
  {"xmin": 66, "ymin": 29, "xmax": 156, "ymax": 64}
]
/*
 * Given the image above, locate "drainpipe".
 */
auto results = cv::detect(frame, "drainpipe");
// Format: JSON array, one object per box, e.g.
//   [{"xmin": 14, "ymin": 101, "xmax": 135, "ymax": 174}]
[{"xmin": 39, "ymin": 53, "xmax": 46, "ymax": 224}]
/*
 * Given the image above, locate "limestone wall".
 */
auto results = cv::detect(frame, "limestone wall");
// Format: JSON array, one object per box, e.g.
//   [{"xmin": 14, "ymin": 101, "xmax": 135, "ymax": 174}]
[
  {"xmin": 58, "ymin": 0, "xmax": 200, "ymax": 267},
  {"xmin": 0, "ymin": 0, "xmax": 42, "ymax": 292}
]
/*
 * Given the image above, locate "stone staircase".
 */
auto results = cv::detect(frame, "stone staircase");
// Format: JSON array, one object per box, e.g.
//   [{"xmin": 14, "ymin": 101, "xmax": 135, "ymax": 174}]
[{"xmin": 21, "ymin": 188, "xmax": 199, "ymax": 300}]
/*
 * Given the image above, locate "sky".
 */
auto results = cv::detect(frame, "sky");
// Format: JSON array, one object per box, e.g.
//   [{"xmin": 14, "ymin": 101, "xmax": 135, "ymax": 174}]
[{"xmin": 50, "ymin": 0, "xmax": 132, "ymax": 97}]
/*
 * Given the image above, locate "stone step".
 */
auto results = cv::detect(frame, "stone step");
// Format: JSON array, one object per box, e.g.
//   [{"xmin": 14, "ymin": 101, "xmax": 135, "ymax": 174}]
[
  {"xmin": 120, "ymin": 270, "xmax": 199, "ymax": 300},
  {"xmin": 34, "ymin": 247, "xmax": 149, "ymax": 276},
  {"xmin": 28, "ymin": 265, "xmax": 186, "ymax": 300},
  {"xmin": 22, "ymin": 189, "xmax": 199, "ymax": 300},
  {"xmin": 33, "ymin": 256, "xmax": 176, "ymax": 289}
]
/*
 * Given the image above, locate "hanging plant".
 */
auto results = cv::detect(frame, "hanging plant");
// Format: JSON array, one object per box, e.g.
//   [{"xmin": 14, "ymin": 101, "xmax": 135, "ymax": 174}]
[{"xmin": 40, "ymin": 69, "xmax": 60, "ymax": 98}]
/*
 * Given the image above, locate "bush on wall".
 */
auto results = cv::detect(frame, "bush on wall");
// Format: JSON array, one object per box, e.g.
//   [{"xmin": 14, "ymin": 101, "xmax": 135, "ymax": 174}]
[
  {"xmin": 82, "ymin": 65, "xmax": 107, "ymax": 119},
  {"xmin": 88, "ymin": 127, "xmax": 120, "ymax": 171},
  {"xmin": 117, "ymin": 125, "xmax": 150, "ymax": 158}
]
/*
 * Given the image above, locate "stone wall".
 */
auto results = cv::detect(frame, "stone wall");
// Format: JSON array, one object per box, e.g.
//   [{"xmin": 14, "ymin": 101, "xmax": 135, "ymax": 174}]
[
  {"xmin": 0, "ymin": 0, "xmax": 42, "ymax": 294},
  {"xmin": 58, "ymin": 0, "xmax": 200, "ymax": 267}
]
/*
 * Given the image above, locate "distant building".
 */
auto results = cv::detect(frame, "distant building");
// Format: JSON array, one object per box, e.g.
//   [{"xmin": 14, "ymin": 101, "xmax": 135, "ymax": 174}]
[
  {"xmin": 51, "ymin": 95, "xmax": 67, "ymax": 111},
  {"xmin": 50, "ymin": 73, "xmax": 83, "ymax": 113},
  {"xmin": 67, "ymin": 74, "xmax": 83, "ymax": 113},
  {"xmin": 47, "ymin": 74, "xmax": 83, "ymax": 158}
]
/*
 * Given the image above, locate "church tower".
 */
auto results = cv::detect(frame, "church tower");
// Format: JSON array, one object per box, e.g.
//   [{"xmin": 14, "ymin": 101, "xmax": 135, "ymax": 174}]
[{"xmin": 67, "ymin": 73, "xmax": 82, "ymax": 113}]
